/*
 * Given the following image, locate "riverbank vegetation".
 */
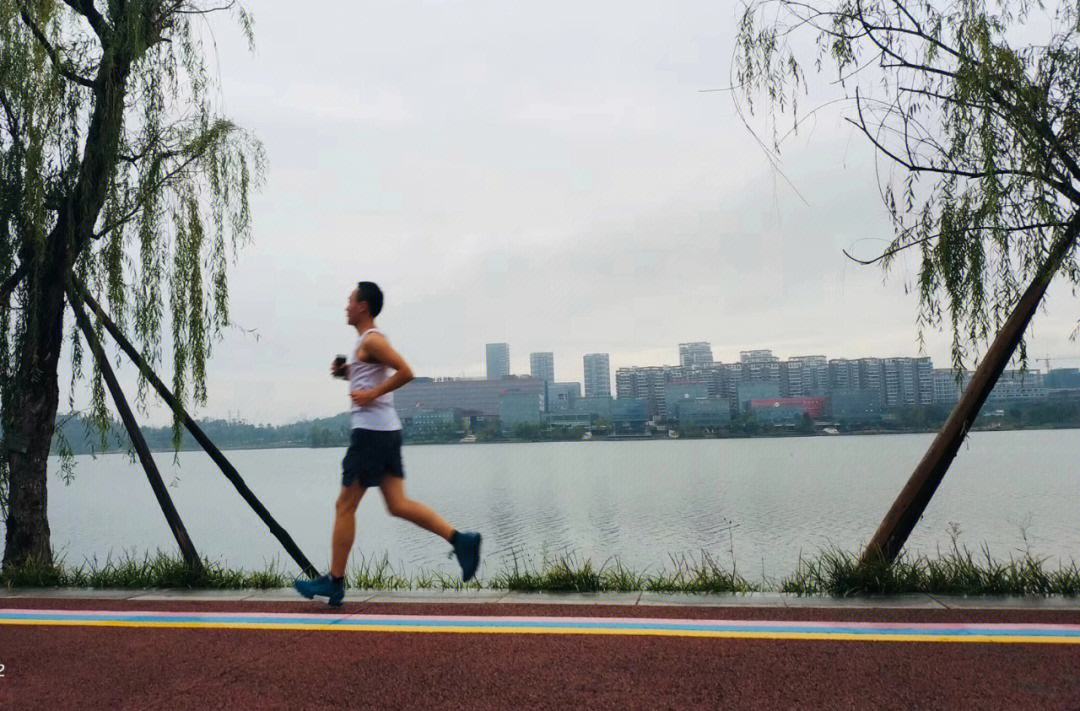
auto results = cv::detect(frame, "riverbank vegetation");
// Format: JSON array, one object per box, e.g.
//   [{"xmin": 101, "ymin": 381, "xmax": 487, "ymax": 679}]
[{"xmin": 5, "ymin": 546, "xmax": 1078, "ymax": 596}]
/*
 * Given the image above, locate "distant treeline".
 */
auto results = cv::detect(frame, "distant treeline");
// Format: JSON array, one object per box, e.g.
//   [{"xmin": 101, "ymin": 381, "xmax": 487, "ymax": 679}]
[
  {"xmin": 50, "ymin": 412, "xmax": 353, "ymax": 455},
  {"xmin": 48, "ymin": 397, "xmax": 1080, "ymax": 455},
  {"xmin": 885, "ymin": 398, "xmax": 1080, "ymax": 431}
]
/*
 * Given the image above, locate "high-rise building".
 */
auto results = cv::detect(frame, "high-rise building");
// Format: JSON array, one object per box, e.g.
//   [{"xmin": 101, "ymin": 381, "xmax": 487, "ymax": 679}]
[
  {"xmin": 485, "ymin": 343, "xmax": 510, "ymax": 380},
  {"xmin": 781, "ymin": 359, "xmax": 804, "ymax": 398},
  {"xmin": 881, "ymin": 356, "xmax": 934, "ymax": 406},
  {"xmin": 785, "ymin": 355, "xmax": 829, "ymax": 396},
  {"xmin": 529, "ymin": 352, "xmax": 555, "ymax": 383},
  {"xmin": 935, "ymin": 367, "xmax": 1047, "ymax": 404},
  {"xmin": 857, "ymin": 358, "xmax": 884, "ymax": 402},
  {"xmin": 882, "ymin": 358, "xmax": 907, "ymax": 405},
  {"xmin": 617, "ymin": 362, "xmax": 739, "ymax": 418},
  {"xmin": 740, "ymin": 350, "xmax": 776, "ymax": 362},
  {"xmin": 829, "ymin": 358, "xmax": 862, "ymax": 391},
  {"xmin": 667, "ymin": 364, "xmax": 723, "ymax": 398},
  {"xmin": 915, "ymin": 356, "xmax": 934, "ymax": 404},
  {"xmin": 583, "ymin": 353, "xmax": 612, "ymax": 399},
  {"xmin": 719, "ymin": 362, "xmax": 742, "ymax": 400},
  {"xmin": 988, "ymin": 369, "xmax": 1046, "ymax": 401},
  {"xmin": 616, "ymin": 366, "xmax": 666, "ymax": 417},
  {"xmin": 932, "ymin": 368, "xmax": 965, "ymax": 405},
  {"xmin": 740, "ymin": 349, "xmax": 780, "ymax": 382},
  {"xmin": 678, "ymin": 342, "xmax": 713, "ymax": 367}
]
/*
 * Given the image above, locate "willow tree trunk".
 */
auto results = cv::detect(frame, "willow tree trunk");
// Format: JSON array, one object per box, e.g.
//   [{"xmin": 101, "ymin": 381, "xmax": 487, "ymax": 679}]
[
  {"xmin": 862, "ymin": 215, "xmax": 1080, "ymax": 564},
  {"xmin": 1, "ymin": 240, "xmax": 69, "ymax": 569},
  {"xmin": 2, "ymin": 43, "xmax": 134, "ymax": 571}
]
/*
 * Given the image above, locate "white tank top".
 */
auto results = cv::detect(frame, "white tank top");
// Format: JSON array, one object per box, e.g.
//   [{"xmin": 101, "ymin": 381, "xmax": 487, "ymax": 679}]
[{"xmin": 349, "ymin": 328, "xmax": 403, "ymax": 431}]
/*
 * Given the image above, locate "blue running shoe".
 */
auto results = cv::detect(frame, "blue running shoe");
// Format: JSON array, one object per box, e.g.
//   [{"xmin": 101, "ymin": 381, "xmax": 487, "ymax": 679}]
[
  {"xmin": 294, "ymin": 574, "xmax": 345, "ymax": 607},
  {"xmin": 453, "ymin": 532, "xmax": 482, "ymax": 582}
]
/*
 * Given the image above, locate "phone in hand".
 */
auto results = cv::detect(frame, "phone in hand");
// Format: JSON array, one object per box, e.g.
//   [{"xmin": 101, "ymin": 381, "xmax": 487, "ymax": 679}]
[{"xmin": 333, "ymin": 355, "xmax": 348, "ymax": 379}]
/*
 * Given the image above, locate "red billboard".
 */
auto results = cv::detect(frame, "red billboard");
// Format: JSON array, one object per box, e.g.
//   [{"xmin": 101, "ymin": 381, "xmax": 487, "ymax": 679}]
[{"xmin": 749, "ymin": 397, "xmax": 827, "ymax": 418}]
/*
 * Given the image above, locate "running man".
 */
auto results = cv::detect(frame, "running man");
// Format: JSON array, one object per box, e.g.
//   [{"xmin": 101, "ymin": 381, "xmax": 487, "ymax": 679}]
[{"xmin": 295, "ymin": 281, "xmax": 481, "ymax": 606}]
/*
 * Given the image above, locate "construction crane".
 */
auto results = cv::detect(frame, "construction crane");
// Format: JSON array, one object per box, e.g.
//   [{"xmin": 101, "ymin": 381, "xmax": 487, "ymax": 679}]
[{"xmin": 1040, "ymin": 354, "xmax": 1080, "ymax": 372}]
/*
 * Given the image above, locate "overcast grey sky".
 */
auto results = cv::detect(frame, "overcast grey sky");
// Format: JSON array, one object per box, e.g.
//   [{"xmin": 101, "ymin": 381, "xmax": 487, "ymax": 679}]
[{"xmin": 64, "ymin": 0, "xmax": 1080, "ymax": 425}]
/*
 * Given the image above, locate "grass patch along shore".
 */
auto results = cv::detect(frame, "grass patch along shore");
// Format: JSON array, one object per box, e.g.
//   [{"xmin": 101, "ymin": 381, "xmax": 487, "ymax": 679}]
[
  {"xmin": 487, "ymin": 552, "xmax": 755, "ymax": 593},
  {"xmin": 3, "ymin": 546, "xmax": 1078, "ymax": 596},
  {"xmin": 782, "ymin": 545, "xmax": 1080, "ymax": 596},
  {"xmin": 0, "ymin": 552, "xmax": 292, "ymax": 590}
]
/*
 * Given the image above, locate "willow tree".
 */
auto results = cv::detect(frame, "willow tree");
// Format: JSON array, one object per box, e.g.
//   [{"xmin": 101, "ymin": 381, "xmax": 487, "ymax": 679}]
[
  {"xmin": 736, "ymin": 0, "xmax": 1080, "ymax": 560},
  {"xmin": 0, "ymin": 0, "xmax": 262, "ymax": 570}
]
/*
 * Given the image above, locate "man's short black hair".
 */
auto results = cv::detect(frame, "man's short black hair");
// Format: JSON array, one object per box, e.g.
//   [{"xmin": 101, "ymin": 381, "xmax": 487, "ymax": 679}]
[{"xmin": 356, "ymin": 281, "xmax": 384, "ymax": 317}]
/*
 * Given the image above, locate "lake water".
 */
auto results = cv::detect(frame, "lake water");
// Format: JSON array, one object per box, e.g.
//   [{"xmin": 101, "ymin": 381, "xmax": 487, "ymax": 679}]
[{"xmin": 15, "ymin": 429, "xmax": 1080, "ymax": 583}]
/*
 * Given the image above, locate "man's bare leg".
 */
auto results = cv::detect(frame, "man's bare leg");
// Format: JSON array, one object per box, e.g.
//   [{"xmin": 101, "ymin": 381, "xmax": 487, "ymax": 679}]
[
  {"xmin": 379, "ymin": 475, "xmax": 454, "ymax": 540},
  {"xmin": 330, "ymin": 483, "xmax": 366, "ymax": 578}
]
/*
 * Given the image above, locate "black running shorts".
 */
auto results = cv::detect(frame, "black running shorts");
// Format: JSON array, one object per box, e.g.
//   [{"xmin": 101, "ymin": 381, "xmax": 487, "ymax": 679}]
[{"xmin": 341, "ymin": 428, "xmax": 405, "ymax": 488}]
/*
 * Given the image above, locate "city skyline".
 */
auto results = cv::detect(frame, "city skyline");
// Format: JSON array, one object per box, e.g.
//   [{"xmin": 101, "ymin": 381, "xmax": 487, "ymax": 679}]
[
  {"xmin": 437, "ymin": 340, "xmax": 1080, "ymax": 383},
  {"xmin": 475, "ymin": 340, "xmax": 1080, "ymax": 392},
  {"xmin": 391, "ymin": 346, "xmax": 1078, "ymax": 436},
  {"xmin": 82, "ymin": 325, "xmax": 1080, "ymax": 427}
]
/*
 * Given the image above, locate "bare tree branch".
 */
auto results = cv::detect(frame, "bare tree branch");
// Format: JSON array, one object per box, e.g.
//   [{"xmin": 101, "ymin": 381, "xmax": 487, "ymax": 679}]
[
  {"xmin": 854, "ymin": 6, "xmax": 952, "ymax": 74},
  {"xmin": 781, "ymin": 2, "xmax": 874, "ymax": 41},
  {"xmin": 172, "ymin": 1, "xmax": 237, "ymax": 15},
  {"xmin": 888, "ymin": 0, "xmax": 925, "ymax": 38},
  {"xmin": 844, "ymin": 221, "xmax": 1072, "ymax": 265},
  {"xmin": 878, "ymin": 2, "xmax": 975, "ymax": 67},
  {"xmin": 850, "ymin": 88, "xmax": 1078, "ymax": 199},
  {"xmin": 17, "ymin": 3, "xmax": 97, "ymax": 89},
  {"xmin": 897, "ymin": 83, "xmax": 1077, "ymax": 196},
  {"xmin": 119, "ymin": 145, "xmax": 181, "ymax": 164},
  {"xmin": 870, "ymin": 94, "xmax": 981, "ymax": 175},
  {"xmin": 935, "ymin": 40, "xmax": 1080, "ymax": 188},
  {"xmin": 897, "ymin": 85, "xmax": 1003, "ymax": 118},
  {"xmin": 92, "ymin": 150, "xmax": 206, "ymax": 240},
  {"xmin": 59, "ymin": 0, "xmax": 111, "ymax": 38},
  {"xmin": 853, "ymin": 2, "xmax": 1080, "ymax": 190},
  {"xmin": 0, "ymin": 88, "xmax": 20, "ymax": 141},
  {"xmin": 154, "ymin": 0, "xmax": 237, "ymax": 24},
  {"xmin": 770, "ymin": 96, "xmax": 858, "ymax": 149},
  {"xmin": 880, "ymin": 60, "xmax": 957, "ymax": 80},
  {"xmin": 0, "ymin": 263, "xmax": 28, "ymax": 306}
]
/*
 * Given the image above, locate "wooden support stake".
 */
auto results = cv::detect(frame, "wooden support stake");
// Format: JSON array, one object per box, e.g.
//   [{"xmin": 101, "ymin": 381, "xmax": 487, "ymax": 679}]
[
  {"xmin": 67, "ymin": 282, "xmax": 203, "ymax": 572},
  {"xmin": 71, "ymin": 277, "xmax": 319, "ymax": 579},
  {"xmin": 862, "ymin": 216, "xmax": 1080, "ymax": 564}
]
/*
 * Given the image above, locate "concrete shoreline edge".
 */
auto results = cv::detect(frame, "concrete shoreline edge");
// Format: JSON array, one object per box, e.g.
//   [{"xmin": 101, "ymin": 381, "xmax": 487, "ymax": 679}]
[{"xmin": 3, "ymin": 588, "xmax": 1080, "ymax": 609}]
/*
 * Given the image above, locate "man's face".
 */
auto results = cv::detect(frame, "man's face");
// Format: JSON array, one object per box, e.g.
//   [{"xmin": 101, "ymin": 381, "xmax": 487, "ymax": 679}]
[{"xmin": 346, "ymin": 288, "xmax": 367, "ymax": 325}]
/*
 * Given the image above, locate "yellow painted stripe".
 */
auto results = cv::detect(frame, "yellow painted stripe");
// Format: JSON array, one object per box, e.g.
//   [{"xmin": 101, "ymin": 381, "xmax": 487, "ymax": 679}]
[{"xmin": 1, "ymin": 618, "xmax": 1077, "ymax": 644}]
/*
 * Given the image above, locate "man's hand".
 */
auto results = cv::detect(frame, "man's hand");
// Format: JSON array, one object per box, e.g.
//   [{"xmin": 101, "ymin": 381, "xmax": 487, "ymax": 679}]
[
  {"xmin": 331, "ymin": 361, "xmax": 347, "ymax": 379},
  {"xmin": 350, "ymin": 389, "xmax": 377, "ymax": 407}
]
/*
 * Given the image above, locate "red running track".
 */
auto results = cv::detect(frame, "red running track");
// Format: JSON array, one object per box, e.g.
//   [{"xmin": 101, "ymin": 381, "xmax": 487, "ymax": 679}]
[{"xmin": 2, "ymin": 598, "xmax": 1079, "ymax": 710}]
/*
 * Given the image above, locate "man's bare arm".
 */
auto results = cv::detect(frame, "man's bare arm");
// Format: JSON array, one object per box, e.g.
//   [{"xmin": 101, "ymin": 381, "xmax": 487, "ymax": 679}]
[{"xmin": 358, "ymin": 332, "xmax": 414, "ymax": 398}]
